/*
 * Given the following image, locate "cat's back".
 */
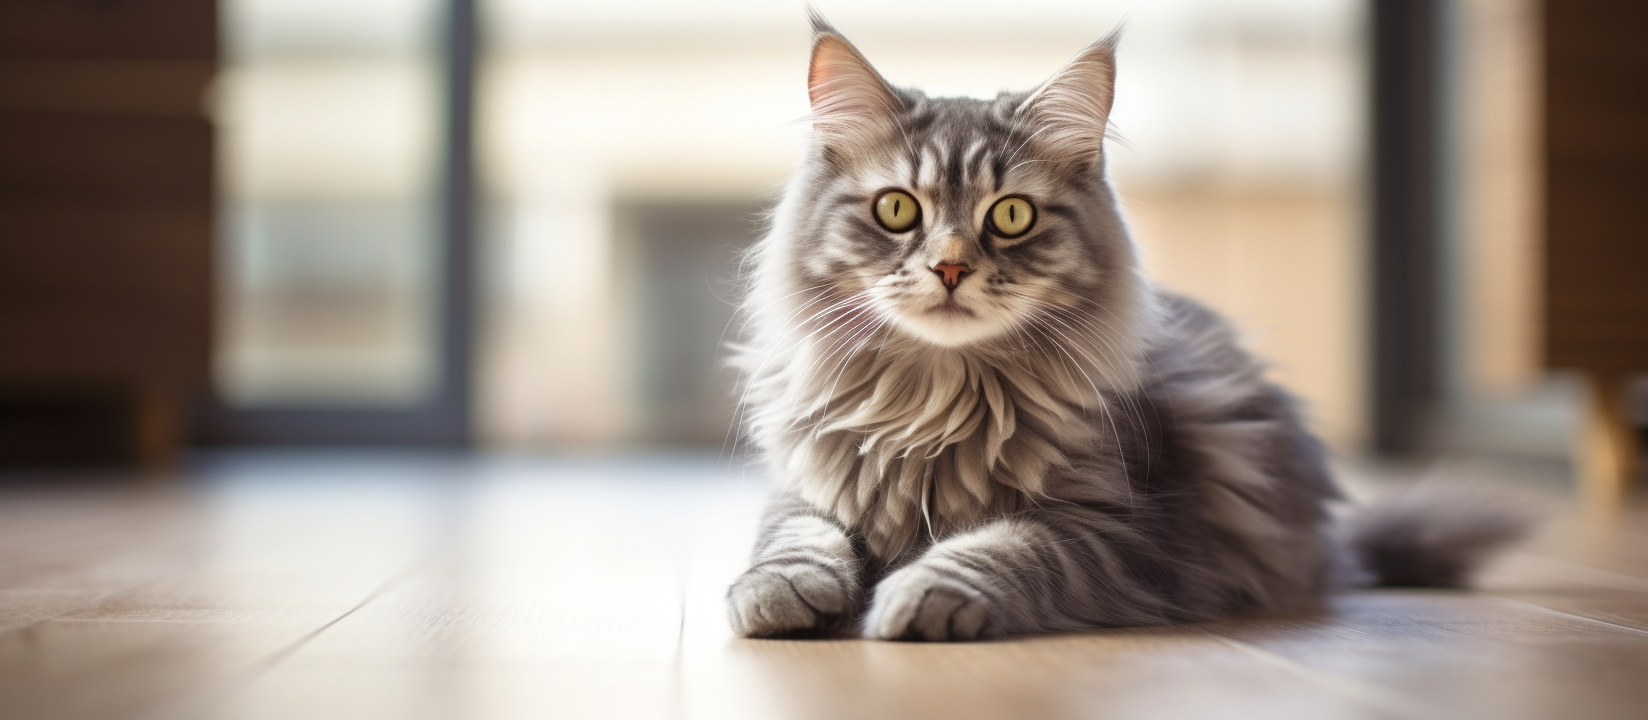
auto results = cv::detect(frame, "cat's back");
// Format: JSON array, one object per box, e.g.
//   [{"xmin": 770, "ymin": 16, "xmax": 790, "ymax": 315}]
[
  {"xmin": 1139, "ymin": 287, "xmax": 1337, "ymax": 510},
  {"xmin": 1121, "ymin": 289, "xmax": 1340, "ymax": 611},
  {"xmin": 1144, "ymin": 290, "xmax": 1263, "ymax": 390}
]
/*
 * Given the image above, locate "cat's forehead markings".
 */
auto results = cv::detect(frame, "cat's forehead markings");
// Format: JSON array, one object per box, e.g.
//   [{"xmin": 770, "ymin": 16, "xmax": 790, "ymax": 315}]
[
  {"xmin": 917, "ymin": 145, "xmax": 943, "ymax": 188},
  {"xmin": 963, "ymin": 139, "xmax": 988, "ymax": 180}
]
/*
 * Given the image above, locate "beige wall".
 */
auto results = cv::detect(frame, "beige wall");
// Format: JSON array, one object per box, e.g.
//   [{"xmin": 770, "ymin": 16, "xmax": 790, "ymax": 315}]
[
  {"xmin": 1126, "ymin": 188, "xmax": 1365, "ymax": 451},
  {"xmin": 1456, "ymin": 0, "xmax": 1542, "ymax": 394}
]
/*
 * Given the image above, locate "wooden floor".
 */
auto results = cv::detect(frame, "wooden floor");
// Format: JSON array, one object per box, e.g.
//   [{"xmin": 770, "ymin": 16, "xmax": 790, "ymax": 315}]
[{"xmin": 2, "ymin": 452, "xmax": 1646, "ymax": 720}]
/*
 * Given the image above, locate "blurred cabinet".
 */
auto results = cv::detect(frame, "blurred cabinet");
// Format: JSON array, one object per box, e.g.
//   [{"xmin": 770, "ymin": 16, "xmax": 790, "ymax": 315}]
[
  {"xmin": 1543, "ymin": 0, "xmax": 1648, "ymax": 504},
  {"xmin": 0, "ymin": 0, "xmax": 215, "ymax": 469}
]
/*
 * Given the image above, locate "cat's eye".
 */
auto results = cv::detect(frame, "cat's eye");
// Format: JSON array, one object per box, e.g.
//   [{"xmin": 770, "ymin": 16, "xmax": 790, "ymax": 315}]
[
  {"xmin": 988, "ymin": 196, "xmax": 1036, "ymax": 239},
  {"xmin": 873, "ymin": 190, "xmax": 921, "ymax": 233}
]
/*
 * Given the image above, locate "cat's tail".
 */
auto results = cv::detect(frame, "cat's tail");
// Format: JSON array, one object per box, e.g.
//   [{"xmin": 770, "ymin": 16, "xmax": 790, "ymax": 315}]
[{"xmin": 1338, "ymin": 482, "xmax": 1540, "ymax": 588}]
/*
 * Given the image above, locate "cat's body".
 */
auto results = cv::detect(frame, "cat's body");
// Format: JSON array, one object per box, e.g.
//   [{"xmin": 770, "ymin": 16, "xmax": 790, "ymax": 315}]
[{"xmin": 726, "ymin": 16, "xmax": 1527, "ymax": 641}]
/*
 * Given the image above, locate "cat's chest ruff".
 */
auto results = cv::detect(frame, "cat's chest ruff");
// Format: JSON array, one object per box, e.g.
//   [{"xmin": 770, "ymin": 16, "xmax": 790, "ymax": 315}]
[{"xmin": 784, "ymin": 349, "xmax": 1094, "ymax": 559}]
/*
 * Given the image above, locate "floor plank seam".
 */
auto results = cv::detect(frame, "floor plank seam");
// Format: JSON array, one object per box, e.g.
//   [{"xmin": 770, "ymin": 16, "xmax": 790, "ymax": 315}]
[
  {"xmin": 1483, "ymin": 594, "xmax": 1648, "ymax": 638},
  {"xmin": 1508, "ymin": 552, "xmax": 1648, "ymax": 592},
  {"xmin": 0, "ymin": 561, "xmax": 190, "ymax": 638},
  {"xmin": 138, "ymin": 558, "xmax": 428, "ymax": 720},
  {"xmin": 1212, "ymin": 636, "xmax": 1455, "ymax": 720}
]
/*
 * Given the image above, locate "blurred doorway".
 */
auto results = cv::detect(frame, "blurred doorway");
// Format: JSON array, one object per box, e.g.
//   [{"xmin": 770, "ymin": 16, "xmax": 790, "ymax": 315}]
[{"xmin": 201, "ymin": 0, "xmax": 475, "ymax": 445}]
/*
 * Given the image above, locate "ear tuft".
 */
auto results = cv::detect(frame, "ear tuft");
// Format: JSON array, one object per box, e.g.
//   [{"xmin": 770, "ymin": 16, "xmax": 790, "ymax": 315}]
[
  {"xmin": 806, "ymin": 15, "xmax": 902, "ymax": 150},
  {"xmin": 807, "ymin": 6, "xmax": 837, "ymax": 38},
  {"xmin": 1018, "ymin": 32, "xmax": 1121, "ymax": 166}
]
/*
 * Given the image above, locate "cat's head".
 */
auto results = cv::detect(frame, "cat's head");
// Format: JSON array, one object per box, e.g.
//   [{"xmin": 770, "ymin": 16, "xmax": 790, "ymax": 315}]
[{"xmin": 771, "ymin": 14, "xmax": 1144, "ymax": 352}]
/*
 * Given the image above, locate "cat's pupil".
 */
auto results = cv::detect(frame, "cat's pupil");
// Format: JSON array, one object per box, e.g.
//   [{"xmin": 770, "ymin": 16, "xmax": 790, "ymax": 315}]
[
  {"xmin": 1009, "ymin": 205, "xmax": 1016, "ymax": 222},
  {"xmin": 894, "ymin": 199, "xmax": 902, "ymax": 216}
]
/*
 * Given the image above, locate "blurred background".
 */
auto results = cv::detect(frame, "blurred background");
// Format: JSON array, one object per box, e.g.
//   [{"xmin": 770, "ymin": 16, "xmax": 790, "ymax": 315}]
[{"xmin": 1, "ymin": 0, "xmax": 1644, "ymax": 499}]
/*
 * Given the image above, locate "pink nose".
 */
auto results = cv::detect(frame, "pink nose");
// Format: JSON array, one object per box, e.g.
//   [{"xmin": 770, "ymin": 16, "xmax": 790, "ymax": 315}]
[{"xmin": 931, "ymin": 263, "xmax": 971, "ymax": 290}]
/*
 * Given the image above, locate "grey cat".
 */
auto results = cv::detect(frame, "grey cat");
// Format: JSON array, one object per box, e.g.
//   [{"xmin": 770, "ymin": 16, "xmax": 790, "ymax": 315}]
[{"xmin": 726, "ymin": 14, "xmax": 1530, "ymax": 641}]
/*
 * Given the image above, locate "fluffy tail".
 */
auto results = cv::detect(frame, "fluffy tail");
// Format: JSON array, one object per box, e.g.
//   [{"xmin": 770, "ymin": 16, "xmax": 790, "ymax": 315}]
[{"xmin": 1340, "ymin": 482, "xmax": 1540, "ymax": 588}]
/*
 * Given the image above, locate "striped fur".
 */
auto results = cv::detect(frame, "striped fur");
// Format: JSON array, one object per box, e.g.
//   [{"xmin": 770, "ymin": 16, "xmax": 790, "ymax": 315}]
[{"xmin": 726, "ymin": 17, "xmax": 1525, "ymax": 641}]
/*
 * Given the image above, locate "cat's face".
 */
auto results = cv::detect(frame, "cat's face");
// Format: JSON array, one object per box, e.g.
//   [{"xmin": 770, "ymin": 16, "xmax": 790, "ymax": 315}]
[
  {"xmin": 786, "ymin": 24, "xmax": 1135, "ymax": 350},
  {"xmin": 800, "ymin": 96, "xmax": 1110, "ymax": 347}
]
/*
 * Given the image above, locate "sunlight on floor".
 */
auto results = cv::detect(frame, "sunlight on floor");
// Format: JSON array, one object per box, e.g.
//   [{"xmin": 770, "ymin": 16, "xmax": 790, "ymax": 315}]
[{"xmin": 1, "ymin": 452, "xmax": 1645, "ymax": 720}]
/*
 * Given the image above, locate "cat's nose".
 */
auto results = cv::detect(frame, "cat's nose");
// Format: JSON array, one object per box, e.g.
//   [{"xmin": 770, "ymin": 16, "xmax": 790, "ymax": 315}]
[{"xmin": 931, "ymin": 263, "xmax": 971, "ymax": 291}]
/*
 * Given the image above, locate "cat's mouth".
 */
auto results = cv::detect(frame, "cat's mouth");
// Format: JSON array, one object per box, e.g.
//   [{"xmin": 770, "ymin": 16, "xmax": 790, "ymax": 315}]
[{"xmin": 924, "ymin": 298, "xmax": 977, "ymax": 317}]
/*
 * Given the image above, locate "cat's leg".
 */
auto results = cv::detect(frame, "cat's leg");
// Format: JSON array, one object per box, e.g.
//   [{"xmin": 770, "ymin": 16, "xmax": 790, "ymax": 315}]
[
  {"xmin": 727, "ymin": 490, "xmax": 863, "ymax": 637},
  {"xmin": 863, "ymin": 512, "xmax": 1171, "ymax": 641}
]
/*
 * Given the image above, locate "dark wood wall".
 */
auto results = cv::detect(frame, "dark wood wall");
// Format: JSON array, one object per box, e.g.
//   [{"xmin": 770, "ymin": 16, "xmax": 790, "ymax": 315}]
[
  {"xmin": 1544, "ymin": 1, "xmax": 1648, "ymax": 372},
  {"xmin": 1543, "ymin": 0, "xmax": 1648, "ymax": 501},
  {"xmin": 0, "ymin": 0, "xmax": 215, "ymax": 469}
]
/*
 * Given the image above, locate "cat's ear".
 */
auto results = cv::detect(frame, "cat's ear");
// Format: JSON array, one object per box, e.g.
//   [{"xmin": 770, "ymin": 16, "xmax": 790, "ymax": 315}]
[
  {"xmin": 1018, "ymin": 33, "xmax": 1120, "ymax": 166},
  {"xmin": 807, "ymin": 12, "xmax": 902, "ymax": 150}
]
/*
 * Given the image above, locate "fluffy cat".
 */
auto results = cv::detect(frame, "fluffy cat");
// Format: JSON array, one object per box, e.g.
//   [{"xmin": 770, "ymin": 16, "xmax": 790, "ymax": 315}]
[{"xmin": 726, "ymin": 14, "xmax": 1529, "ymax": 641}]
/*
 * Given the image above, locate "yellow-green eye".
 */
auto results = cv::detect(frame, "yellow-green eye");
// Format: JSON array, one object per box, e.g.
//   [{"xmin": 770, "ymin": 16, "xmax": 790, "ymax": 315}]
[
  {"xmin": 873, "ymin": 190, "xmax": 921, "ymax": 233},
  {"xmin": 989, "ymin": 196, "xmax": 1036, "ymax": 238}
]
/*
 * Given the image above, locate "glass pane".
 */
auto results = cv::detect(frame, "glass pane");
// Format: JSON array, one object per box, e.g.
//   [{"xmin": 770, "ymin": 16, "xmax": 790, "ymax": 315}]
[{"xmin": 216, "ymin": 0, "xmax": 439, "ymax": 407}]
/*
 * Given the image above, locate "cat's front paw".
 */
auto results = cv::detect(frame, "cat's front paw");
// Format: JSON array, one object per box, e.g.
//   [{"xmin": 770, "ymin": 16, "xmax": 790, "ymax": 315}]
[
  {"xmin": 727, "ymin": 561, "xmax": 856, "ymax": 637},
  {"xmin": 864, "ymin": 563, "xmax": 995, "ymax": 641}
]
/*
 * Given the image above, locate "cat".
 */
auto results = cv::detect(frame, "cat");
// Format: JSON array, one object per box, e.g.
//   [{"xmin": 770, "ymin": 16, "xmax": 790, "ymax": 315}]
[{"xmin": 725, "ymin": 13, "xmax": 1531, "ymax": 641}]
